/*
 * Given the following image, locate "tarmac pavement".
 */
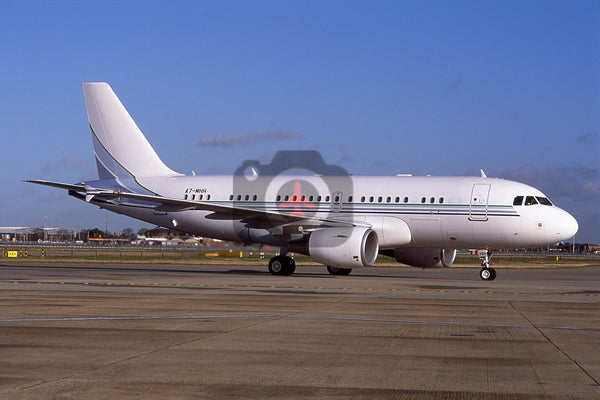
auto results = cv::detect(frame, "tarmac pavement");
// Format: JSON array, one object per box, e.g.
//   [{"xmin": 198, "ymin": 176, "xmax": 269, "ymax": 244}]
[{"xmin": 1, "ymin": 263, "xmax": 598, "ymax": 399}]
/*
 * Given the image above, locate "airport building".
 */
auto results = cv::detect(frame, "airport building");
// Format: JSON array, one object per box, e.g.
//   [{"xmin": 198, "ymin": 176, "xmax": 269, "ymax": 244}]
[{"xmin": 0, "ymin": 227, "xmax": 77, "ymax": 243}]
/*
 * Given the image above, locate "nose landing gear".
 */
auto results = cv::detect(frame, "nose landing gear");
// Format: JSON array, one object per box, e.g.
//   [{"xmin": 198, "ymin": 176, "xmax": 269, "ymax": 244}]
[{"xmin": 478, "ymin": 250, "xmax": 497, "ymax": 281}]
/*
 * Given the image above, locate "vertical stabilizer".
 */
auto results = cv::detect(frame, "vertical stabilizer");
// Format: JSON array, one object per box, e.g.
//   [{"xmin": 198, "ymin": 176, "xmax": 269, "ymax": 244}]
[{"xmin": 83, "ymin": 82, "xmax": 181, "ymax": 179}]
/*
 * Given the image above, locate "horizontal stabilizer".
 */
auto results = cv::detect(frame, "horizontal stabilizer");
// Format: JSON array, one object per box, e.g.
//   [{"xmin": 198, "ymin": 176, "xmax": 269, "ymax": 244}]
[{"xmin": 25, "ymin": 179, "xmax": 86, "ymax": 192}]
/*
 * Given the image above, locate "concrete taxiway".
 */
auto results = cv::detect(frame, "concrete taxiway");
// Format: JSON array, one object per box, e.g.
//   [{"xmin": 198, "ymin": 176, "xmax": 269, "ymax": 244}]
[{"xmin": 1, "ymin": 263, "xmax": 599, "ymax": 399}]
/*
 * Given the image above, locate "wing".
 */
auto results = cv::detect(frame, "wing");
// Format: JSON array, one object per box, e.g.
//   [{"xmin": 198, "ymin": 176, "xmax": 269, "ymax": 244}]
[{"xmin": 26, "ymin": 180, "xmax": 363, "ymax": 232}]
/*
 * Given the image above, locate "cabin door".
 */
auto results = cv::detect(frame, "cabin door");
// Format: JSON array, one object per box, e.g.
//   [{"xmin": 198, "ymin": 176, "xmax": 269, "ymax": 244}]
[{"xmin": 469, "ymin": 184, "xmax": 490, "ymax": 221}]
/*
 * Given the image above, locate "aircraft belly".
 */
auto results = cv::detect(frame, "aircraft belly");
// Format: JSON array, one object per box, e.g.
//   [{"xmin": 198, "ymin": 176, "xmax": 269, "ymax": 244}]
[
  {"xmin": 406, "ymin": 216, "xmax": 445, "ymax": 247},
  {"xmin": 441, "ymin": 215, "xmax": 520, "ymax": 249}
]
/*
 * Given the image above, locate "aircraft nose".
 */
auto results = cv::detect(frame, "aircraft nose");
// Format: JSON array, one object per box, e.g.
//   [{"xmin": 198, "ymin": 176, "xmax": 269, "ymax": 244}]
[{"xmin": 556, "ymin": 209, "xmax": 578, "ymax": 241}]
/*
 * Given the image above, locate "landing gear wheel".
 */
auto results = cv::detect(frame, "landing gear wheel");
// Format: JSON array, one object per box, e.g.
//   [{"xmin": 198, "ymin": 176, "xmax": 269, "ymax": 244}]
[
  {"xmin": 268, "ymin": 256, "xmax": 284, "ymax": 275},
  {"xmin": 268, "ymin": 256, "xmax": 295, "ymax": 276},
  {"xmin": 327, "ymin": 265, "xmax": 352, "ymax": 275},
  {"xmin": 287, "ymin": 258, "xmax": 296, "ymax": 275},
  {"xmin": 478, "ymin": 250, "xmax": 496, "ymax": 281},
  {"xmin": 479, "ymin": 268, "xmax": 496, "ymax": 281}
]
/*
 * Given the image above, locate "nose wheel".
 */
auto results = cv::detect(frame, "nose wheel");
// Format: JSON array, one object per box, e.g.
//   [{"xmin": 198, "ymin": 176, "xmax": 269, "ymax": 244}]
[
  {"xmin": 479, "ymin": 267, "xmax": 496, "ymax": 281},
  {"xmin": 478, "ymin": 250, "xmax": 497, "ymax": 281}
]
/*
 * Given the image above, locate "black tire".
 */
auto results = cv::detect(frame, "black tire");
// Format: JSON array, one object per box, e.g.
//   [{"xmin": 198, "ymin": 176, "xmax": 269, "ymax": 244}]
[
  {"xmin": 281, "ymin": 258, "xmax": 296, "ymax": 276},
  {"xmin": 327, "ymin": 265, "xmax": 352, "ymax": 275},
  {"xmin": 269, "ymin": 256, "xmax": 295, "ymax": 276},
  {"xmin": 268, "ymin": 256, "xmax": 285, "ymax": 275},
  {"xmin": 479, "ymin": 268, "xmax": 496, "ymax": 281}
]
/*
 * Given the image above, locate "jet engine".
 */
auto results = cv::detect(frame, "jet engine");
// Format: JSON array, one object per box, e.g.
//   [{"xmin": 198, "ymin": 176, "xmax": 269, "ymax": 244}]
[
  {"xmin": 308, "ymin": 227, "xmax": 379, "ymax": 268},
  {"xmin": 392, "ymin": 248, "xmax": 456, "ymax": 268}
]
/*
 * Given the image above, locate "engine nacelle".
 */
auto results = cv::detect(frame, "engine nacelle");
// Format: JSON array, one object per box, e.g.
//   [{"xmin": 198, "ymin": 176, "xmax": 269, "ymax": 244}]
[
  {"xmin": 308, "ymin": 227, "xmax": 379, "ymax": 268},
  {"xmin": 393, "ymin": 248, "xmax": 456, "ymax": 268}
]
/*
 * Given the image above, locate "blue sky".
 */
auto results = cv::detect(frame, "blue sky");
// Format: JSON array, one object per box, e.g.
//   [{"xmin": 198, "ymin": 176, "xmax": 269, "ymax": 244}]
[{"xmin": 1, "ymin": 0, "xmax": 599, "ymax": 242}]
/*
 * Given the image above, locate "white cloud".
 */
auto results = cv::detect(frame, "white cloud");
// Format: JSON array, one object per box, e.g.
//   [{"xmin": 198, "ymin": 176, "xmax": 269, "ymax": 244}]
[
  {"xmin": 42, "ymin": 154, "xmax": 89, "ymax": 172},
  {"xmin": 197, "ymin": 129, "xmax": 303, "ymax": 147}
]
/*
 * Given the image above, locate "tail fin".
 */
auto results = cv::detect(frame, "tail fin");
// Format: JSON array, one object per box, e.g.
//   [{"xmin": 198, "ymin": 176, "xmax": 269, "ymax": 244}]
[{"xmin": 82, "ymin": 82, "xmax": 181, "ymax": 180}]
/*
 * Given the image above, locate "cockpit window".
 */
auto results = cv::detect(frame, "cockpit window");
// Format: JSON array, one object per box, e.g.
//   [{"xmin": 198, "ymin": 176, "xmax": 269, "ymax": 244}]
[
  {"xmin": 536, "ymin": 196, "xmax": 553, "ymax": 206},
  {"xmin": 515, "ymin": 195, "xmax": 553, "ymax": 206},
  {"xmin": 524, "ymin": 196, "xmax": 538, "ymax": 206},
  {"xmin": 513, "ymin": 196, "xmax": 523, "ymax": 206}
]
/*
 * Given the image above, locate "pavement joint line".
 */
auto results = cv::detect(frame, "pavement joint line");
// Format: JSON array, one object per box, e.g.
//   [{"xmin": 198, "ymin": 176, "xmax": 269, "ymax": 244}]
[
  {"xmin": 0, "ymin": 314, "xmax": 598, "ymax": 332},
  {"xmin": 3, "ymin": 280, "xmax": 599, "ymax": 299}
]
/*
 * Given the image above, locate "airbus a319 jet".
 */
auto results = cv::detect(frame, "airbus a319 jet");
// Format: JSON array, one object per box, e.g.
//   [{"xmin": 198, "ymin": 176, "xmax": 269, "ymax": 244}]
[{"xmin": 28, "ymin": 83, "xmax": 578, "ymax": 280}]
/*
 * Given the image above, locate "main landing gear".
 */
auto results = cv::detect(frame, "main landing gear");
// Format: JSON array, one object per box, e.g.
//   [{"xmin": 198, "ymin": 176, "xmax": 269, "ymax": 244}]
[
  {"xmin": 268, "ymin": 255, "xmax": 296, "ymax": 276},
  {"xmin": 326, "ymin": 266, "xmax": 352, "ymax": 275},
  {"xmin": 478, "ymin": 250, "xmax": 496, "ymax": 281}
]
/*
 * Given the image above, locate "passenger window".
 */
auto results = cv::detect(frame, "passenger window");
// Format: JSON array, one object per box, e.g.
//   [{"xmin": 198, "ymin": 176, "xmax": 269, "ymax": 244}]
[
  {"xmin": 439, "ymin": 197, "xmax": 444, "ymax": 204},
  {"xmin": 513, "ymin": 196, "xmax": 523, "ymax": 206},
  {"xmin": 404, "ymin": 197, "xmax": 409, "ymax": 203},
  {"xmin": 421, "ymin": 197, "xmax": 426, "ymax": 204},
  {"xmin": 184, "ymin": 194, "xmax": 188, "ymax": 200},
  {"xmin": 395, "ymin": 197, "xmax": 400, "ymax": 203},
  {"xmin": 252, "ymin": 195, "xmax": 257, "ymax": 201},
  {"xmin": 369, "ymin": 196, "xmax": 374, "ymax": 203},
  {"xmin": 309, "ymin": 195, "xmax": 314, "ymax": 202},
  {"xmin": 237, "ymin": 195, "xmax": 242, "ymax": 201},
  {"xmin": 361, "ymin": 196, "xmax": 366, "ymax": 202},
  {"xmin": 229, "ymin": 194, "xmax": 233, "ymax": 201},
  {"xmin": 524, "ymin": 196, "xmax": 538, "ymax": 206},
  {"xmin": 430, "ymin": 197, "xmax": 435, "ymax": 204},
  {"xmin": 191, "ymin": 194, "xmax": 195, "ymax": 200},
  {"xmin": 317, "ymin": 196, "xmax": 322, "ymax": 202},
  {"xmin": 207, "ymin": 194, "xmax": 210, "ymax": 200},
  {"xmin": 378, "ymin": 196, "xmax": 383, "ymax": 202},
  {"xmin": 334, "ymin": 195, "xmax": 340, "ymax": 202},
  {"xmin": 386, "ymin": 196, "xmax": 391, "ymax": 203},
  {"xmin": 348, "ymin": 196, "xmax": 353, "ymax": 202},
  {"xmin": 325, "ymin": 196, "xmax": 330, "ymax": 202},
  {"xmin": 285, "ymin": 195, "xmax": 290, "ymax": 201}
]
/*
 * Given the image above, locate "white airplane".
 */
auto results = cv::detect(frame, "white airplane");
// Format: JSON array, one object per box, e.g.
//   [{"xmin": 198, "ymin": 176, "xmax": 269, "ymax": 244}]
[{"xmin": 28, "ymin": 82, "xmax": 578, "ymax": 280}]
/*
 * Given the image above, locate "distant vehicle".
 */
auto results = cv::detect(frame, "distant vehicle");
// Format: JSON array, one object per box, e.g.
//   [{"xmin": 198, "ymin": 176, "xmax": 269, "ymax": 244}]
[{"xmin": 28, "ymin": 83, "xmax": 578, "ymax": 280}]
